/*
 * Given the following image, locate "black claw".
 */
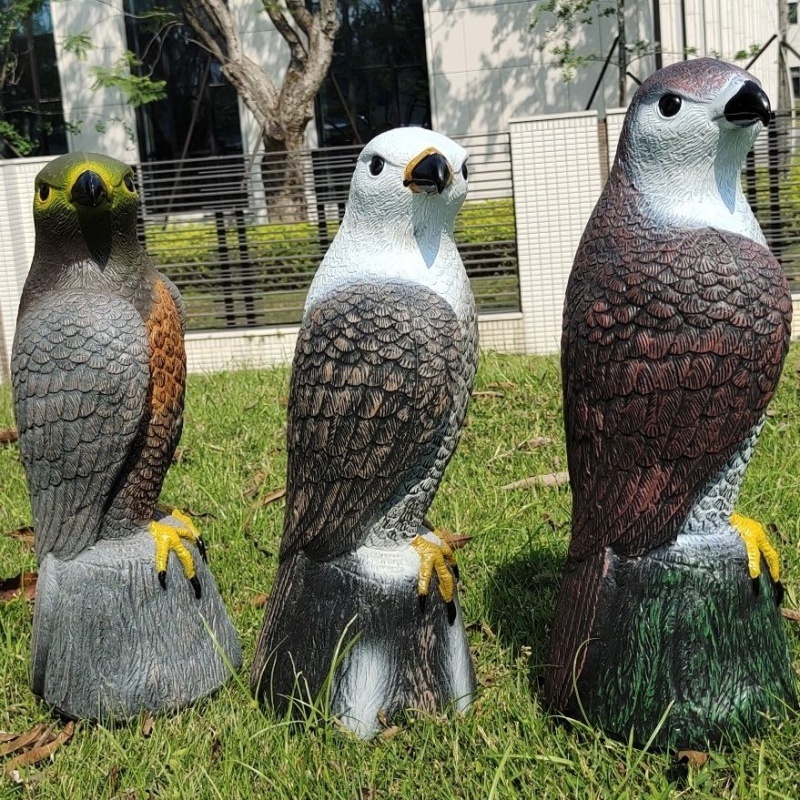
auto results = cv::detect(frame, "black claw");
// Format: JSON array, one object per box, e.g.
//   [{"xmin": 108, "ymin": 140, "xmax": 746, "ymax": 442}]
[
  {"xmin": 197, "ymin": 537, "xmax": 207, "ymax": 563},
  {"xmin": 452, "ymin": 563, "xmax": 460, "ymax": 583},
  {"xmin": 446, "ymin": 600, "xmax": 457, "ymax": 625},
  {"xmin": 190, "ymin": 576, "xmax": 202, "ymax": 599},
  {"xmin": 418, "ymin": 593, "xmax": 427, "ymax": 614},
  {"xmin": 774, "ymin": 580, "xmax": 784, "ymax": 606},
  {"xmin": 751, "ymin": 576, "xmax": 761, "ymax": 596},
  {"xmin": 158, "ymin": 571, "xmax": 167, "ymax": 591}
]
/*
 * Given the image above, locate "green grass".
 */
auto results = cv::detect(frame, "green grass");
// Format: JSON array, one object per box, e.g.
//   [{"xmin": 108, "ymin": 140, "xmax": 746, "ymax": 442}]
[{"xmin": 1, "ymin": 349, "xmax": 799, "ymax": 798}]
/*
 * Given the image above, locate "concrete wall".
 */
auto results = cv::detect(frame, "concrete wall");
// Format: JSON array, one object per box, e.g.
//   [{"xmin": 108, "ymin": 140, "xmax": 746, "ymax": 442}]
[
  {"xmin": 0, "ymin": 157, "xmax": 51, "ymax": 383},
  {"xmin": 424, "ymin": 0, "xmax": 790, "ymax": 138},
  {"xmin": 509, "ymin": 112, "xmax": 603, "ymax": 354},
  {"xmin": 38, "ymin": 0, "xmax": 797, "ymax": 157},
  {"xmin": 50, "ymin": 0, "xmax": 139, "ymax": 161},
  {"xmin": 423, "ymin": 0, "xmax": 656, "ymax": 136},
  {"xmin": 658, "ymin": 0, "xmax": 780, "ymax": 101}
]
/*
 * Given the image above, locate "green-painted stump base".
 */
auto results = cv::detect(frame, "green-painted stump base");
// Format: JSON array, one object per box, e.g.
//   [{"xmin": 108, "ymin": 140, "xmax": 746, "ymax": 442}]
[{"xmin": 566, "ymin": 528, "xmax": 797, "ymax": 750}]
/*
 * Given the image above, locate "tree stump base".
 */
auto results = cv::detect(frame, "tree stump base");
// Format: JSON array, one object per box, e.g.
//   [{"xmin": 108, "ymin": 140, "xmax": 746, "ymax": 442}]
[
  {"xmin": 563, "ymin": 528, "xmax": 796, "ymax": 750},
  {"xmin": 32, "ymin": 516, "xmax": 242, "ymax": 722},
  {"xmin": 252, "ymin": 534, "xmax": 475, "ymax": 738}
]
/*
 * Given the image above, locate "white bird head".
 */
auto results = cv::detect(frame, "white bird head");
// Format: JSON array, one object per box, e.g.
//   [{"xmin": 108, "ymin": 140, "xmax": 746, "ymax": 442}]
[
  {"xmin": 346, "ymin": 127, "xmax": 468, "ymax": 224},
  {"xmin": 308, "ymin": 128, "xmax": 472, "ymax": 316},
  {"xmin": 613, "ymin": 58, "xmax": 770, "ymax": 241}
]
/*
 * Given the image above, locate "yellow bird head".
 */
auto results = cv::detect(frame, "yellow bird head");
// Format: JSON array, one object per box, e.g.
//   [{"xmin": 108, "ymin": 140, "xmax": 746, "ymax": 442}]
[
  {"xmin": 33, "ymin": 152, "xmax": 140, "ymax": 242},
  {"xmin": 30, "ymin": 152, "xmax": 144, "ymax": 278}
]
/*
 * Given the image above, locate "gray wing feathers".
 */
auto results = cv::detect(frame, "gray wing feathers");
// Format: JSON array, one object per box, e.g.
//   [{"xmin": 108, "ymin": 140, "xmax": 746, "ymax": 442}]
[
  {"xmin": 281, "ymin": 280, "xmax": 466, "ymax": 561},
  {"xmin": 11, "ymin": 291, "xmax": 150, "ymax": 561}
]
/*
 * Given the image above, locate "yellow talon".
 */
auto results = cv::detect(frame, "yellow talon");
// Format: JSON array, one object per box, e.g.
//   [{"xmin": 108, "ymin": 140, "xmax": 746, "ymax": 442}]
[
  {"xmin": 730, "ymin": 513, "xmax": 781, "ymax": 582},
  {"xmin": 149, "ymin": 508, "xmax": 206, "ymax": 598},
  {"xmin": 411, "ymin": 532, "xmax": 458, "ymax": 604}
]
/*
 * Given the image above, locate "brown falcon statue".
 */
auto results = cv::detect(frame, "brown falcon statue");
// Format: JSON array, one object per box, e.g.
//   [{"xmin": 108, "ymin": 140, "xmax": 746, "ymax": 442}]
[{"xmin": 545, "ymin": 59, "xmax": 795, "ymax": 749}]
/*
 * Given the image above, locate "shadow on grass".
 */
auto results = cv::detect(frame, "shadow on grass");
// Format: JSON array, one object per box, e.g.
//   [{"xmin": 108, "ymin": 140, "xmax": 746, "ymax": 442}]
[{"xmin": 483, "ymin": 544, "xmax": 563, "ymax": 694}]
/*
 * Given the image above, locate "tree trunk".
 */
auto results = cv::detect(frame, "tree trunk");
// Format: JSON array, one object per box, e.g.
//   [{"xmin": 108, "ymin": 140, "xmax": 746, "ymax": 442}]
[
  {"xmin": 181, "ymin": 0, "xmax": 339, "ymax": 223},
  {"xmin": 616, "ymin": 0, "xmax": 627, "ymax": 106},
  {"xmin": 261, "ymin": 128, "xmax": 308, "ymax": 223}
]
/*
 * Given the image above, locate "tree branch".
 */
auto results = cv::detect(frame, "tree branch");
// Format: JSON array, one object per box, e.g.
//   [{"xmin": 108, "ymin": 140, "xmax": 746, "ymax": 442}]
[
  {"xmin": 260, "ymin": 0, "xmax": 307, "ymax": 62},
  {"xmin": 283, "ymin": 0, "xmax": 313, "ymax": 36}
]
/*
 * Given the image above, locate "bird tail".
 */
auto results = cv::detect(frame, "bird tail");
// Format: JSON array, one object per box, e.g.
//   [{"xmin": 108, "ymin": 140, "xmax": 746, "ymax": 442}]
[
  {"xmin": 250, "ymin": 554, "xmax": 301, "ymax": 702},
  {"xmin": 30, "ymin": 555, "xmax": 60, "ymax": 698},
  {"xmin": 544, "ymin": 548, "xmax": 608, "ymax": 712}
]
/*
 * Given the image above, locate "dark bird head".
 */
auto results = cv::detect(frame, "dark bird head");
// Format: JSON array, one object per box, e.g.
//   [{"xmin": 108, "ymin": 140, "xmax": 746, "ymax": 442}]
[
  {"xmin": 611, "ymin": 58, "xmax": 769, "ymax": 236},
  {"xmin": 31, "ymin": 152, "xmax": 142, "ymax": 276}
]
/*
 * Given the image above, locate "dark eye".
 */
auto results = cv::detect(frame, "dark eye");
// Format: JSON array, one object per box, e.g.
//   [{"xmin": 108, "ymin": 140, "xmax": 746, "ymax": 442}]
[
  {"xmin": 461, "ymin": 162, "xmax": 469, "ymax": 180},
  {"xmin": 38, "ymin": 184, "xmax": 50, "ymax": 202},
  {"xmin": 658, "ymin": 94, "xmax": 682, "ymax": 117},
  {"xmin": 124, "ymin": 174, "xmax": 136, "ymax": 192},
  {"xmin": 369, "ymin": 156, "xmax": 385, "ymax": 176}
]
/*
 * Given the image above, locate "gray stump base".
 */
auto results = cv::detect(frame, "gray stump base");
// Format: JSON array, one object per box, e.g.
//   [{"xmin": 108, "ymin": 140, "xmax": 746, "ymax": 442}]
[
  {"xmin": 570, "ymin": 529, "xmax": 797, "ymax": 750},
  {"xmin": 253, "ymin": 537, "xmax": 476, "ymax": 738},
  {"xmin": 31, "ymin": 517, "xmax": 242, "ymax": 721}
]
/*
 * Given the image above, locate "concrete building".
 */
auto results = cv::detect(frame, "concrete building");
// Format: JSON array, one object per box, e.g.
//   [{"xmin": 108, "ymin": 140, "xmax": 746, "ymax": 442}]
[{"xmin": 1, "ymin": 0, "xmax": 793, "ymax": 164}]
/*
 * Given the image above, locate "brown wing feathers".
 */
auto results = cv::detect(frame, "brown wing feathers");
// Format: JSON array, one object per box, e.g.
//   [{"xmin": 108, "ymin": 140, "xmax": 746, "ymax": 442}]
[
  {"xmin": 564, "ymin": 220, "xmax": 791, "ymax": 561},
  {"xmin": 546, "ymin": 214, "xmax": 791, "ymax": 709},
  {"xmin": 280, "ymin": 280, "xmax": 464, "ymax": 561}
]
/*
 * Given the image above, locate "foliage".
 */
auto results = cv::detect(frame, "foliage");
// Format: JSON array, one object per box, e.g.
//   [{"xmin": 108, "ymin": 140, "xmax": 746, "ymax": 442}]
[
  {"xmin": 142, "ymin": 198, "xmax": 519, "ymax": 328},
  {"xmin": 530, "ymin": 0, "xmax": 617, "ymax": 82},
  {"xmin": 457, "ymin": 199, "xmax": 516, "ymax": 245},
  {"xmin": 0, "ymin": 0, "xmax": 45, "ymax": 155},
  {"xmin": 90, "ymin": 52, "xmax": 167, "ymax": 108},
  {"xmin": 0, "ymin": 117, "xmax": 34, "ymax": 155},
  {"xmin": 146, "ymin": 219, "xmax": 322, "ymax": 277},
  {"xmin": 146, "ymin": 200, "xmax": 516, "ymax": 278},
  {"xmin": 61, "ymin": 31, "xmax": 92, "ymax": 61},
  {"xmin": 1, "ymin": 348, "xmax": 800, "ymax": 797}
]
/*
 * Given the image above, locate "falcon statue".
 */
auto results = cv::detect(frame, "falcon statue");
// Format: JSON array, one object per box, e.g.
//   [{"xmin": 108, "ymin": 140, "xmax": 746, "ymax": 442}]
[
  {"xmin": 12, "ymin": 152, "xmax": 204, "ymax": 594},
  {"xmin": 11, "ymin": 153, "xmax": 241, "ymax": 720},
  {"xmin": 251, "ymin": 128, "xmax": 478, "ymax": 738},
  {"xmin": 545, "ymin": 59, "xmax": 795, "ymax": 748}
]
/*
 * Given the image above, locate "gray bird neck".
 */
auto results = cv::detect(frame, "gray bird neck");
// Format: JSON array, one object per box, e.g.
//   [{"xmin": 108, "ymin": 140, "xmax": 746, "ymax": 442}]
[
  {"xmin": 612, "ymin": 150, "xmax": 765, "ymax": 246},
  {"xmin": 311, "ymin": 205, "xmax": 472, "ymax": 322}
]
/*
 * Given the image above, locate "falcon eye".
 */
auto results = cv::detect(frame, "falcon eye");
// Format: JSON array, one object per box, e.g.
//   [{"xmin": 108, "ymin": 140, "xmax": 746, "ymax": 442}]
[
  {"xmin": 38, "ymin": 184, "xmax": 50, "ymax": 202},
  {"xmin": 461, "ymin": 162, "xmax": 469, "ymax": 180},
  {"xmin": 658, "ymin": 94, "xmax": 682, "ymax": 118},
  {"xmin": 124, "ymin": 175, "xmax": 136, "ymax": 192},
  {"xmin": 368, "ymin": 156, "xmax": 385, "ymax": 176}
]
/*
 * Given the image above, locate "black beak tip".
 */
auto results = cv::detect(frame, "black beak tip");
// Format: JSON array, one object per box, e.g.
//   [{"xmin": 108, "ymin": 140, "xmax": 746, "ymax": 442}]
[
  {"xmin": 71, "ymin": 170, "xmax": 108, "ymax": 207},
  {"xmin": 409, "ymin": 152, "xmax": 451, "ymax": 195},
  {"xmin": 724, "ymin": 80, "xmax": 771, "ymax": 127}
]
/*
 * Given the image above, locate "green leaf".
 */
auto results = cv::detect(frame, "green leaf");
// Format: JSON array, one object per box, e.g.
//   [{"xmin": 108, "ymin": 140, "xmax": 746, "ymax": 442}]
[{"xmin": 90, "ymin": 52, "xmax": 167, "ymax": 106}]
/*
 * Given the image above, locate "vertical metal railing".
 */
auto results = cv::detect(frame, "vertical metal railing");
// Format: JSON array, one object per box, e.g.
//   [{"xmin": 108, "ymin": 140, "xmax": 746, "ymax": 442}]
[{"xmin": 134, "ymin": 133, "xmax": 520, "ymax": 332}]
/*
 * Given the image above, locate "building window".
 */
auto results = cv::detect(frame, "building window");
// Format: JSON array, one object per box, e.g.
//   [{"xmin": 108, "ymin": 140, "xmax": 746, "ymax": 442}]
[
  {"xmin": 123, "ymin": 0, "xmax": 243, "ymax": 162},
  {"xmin": 792, "ymin": 67, "xmax": 800, "ymax": 102},
  {"xmin": 314, "ymin": 0, "xmax": 431, "ymax": 147},
  {"xmin": 790, "ymin": 2, "xmax": 798, "ymax": 25},
  {"xmin": 0, "ymin": 0, "xmax": 67, "ymax": 158}
]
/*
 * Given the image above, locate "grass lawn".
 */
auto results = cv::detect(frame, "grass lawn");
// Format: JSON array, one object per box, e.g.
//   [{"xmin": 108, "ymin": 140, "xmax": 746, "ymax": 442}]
[{"xmin": 1, "ymin": 348, "xmax": 799, "ymax": 799}]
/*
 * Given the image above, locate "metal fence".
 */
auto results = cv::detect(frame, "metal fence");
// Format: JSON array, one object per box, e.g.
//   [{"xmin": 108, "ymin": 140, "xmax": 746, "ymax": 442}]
[
  {"xmin": 134, "ymin": 133, "xmax": 520, "ymax": 332},
  {"xmin": 746, "ymin": 110, "xmax": 800, "ymax": 285}
]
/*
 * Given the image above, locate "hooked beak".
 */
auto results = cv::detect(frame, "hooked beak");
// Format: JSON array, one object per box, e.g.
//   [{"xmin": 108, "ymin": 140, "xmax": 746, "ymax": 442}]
[
  {"xmin": 724, "ymin": 80, "xmax": 771, "ymax": 127},
  {"xmin": 403, "ymin": 148, "xmax": 452, "ymax": 195},
  {"xmin": 71, "ymin": 170, "xmax": 109, "ymax": 208}
]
